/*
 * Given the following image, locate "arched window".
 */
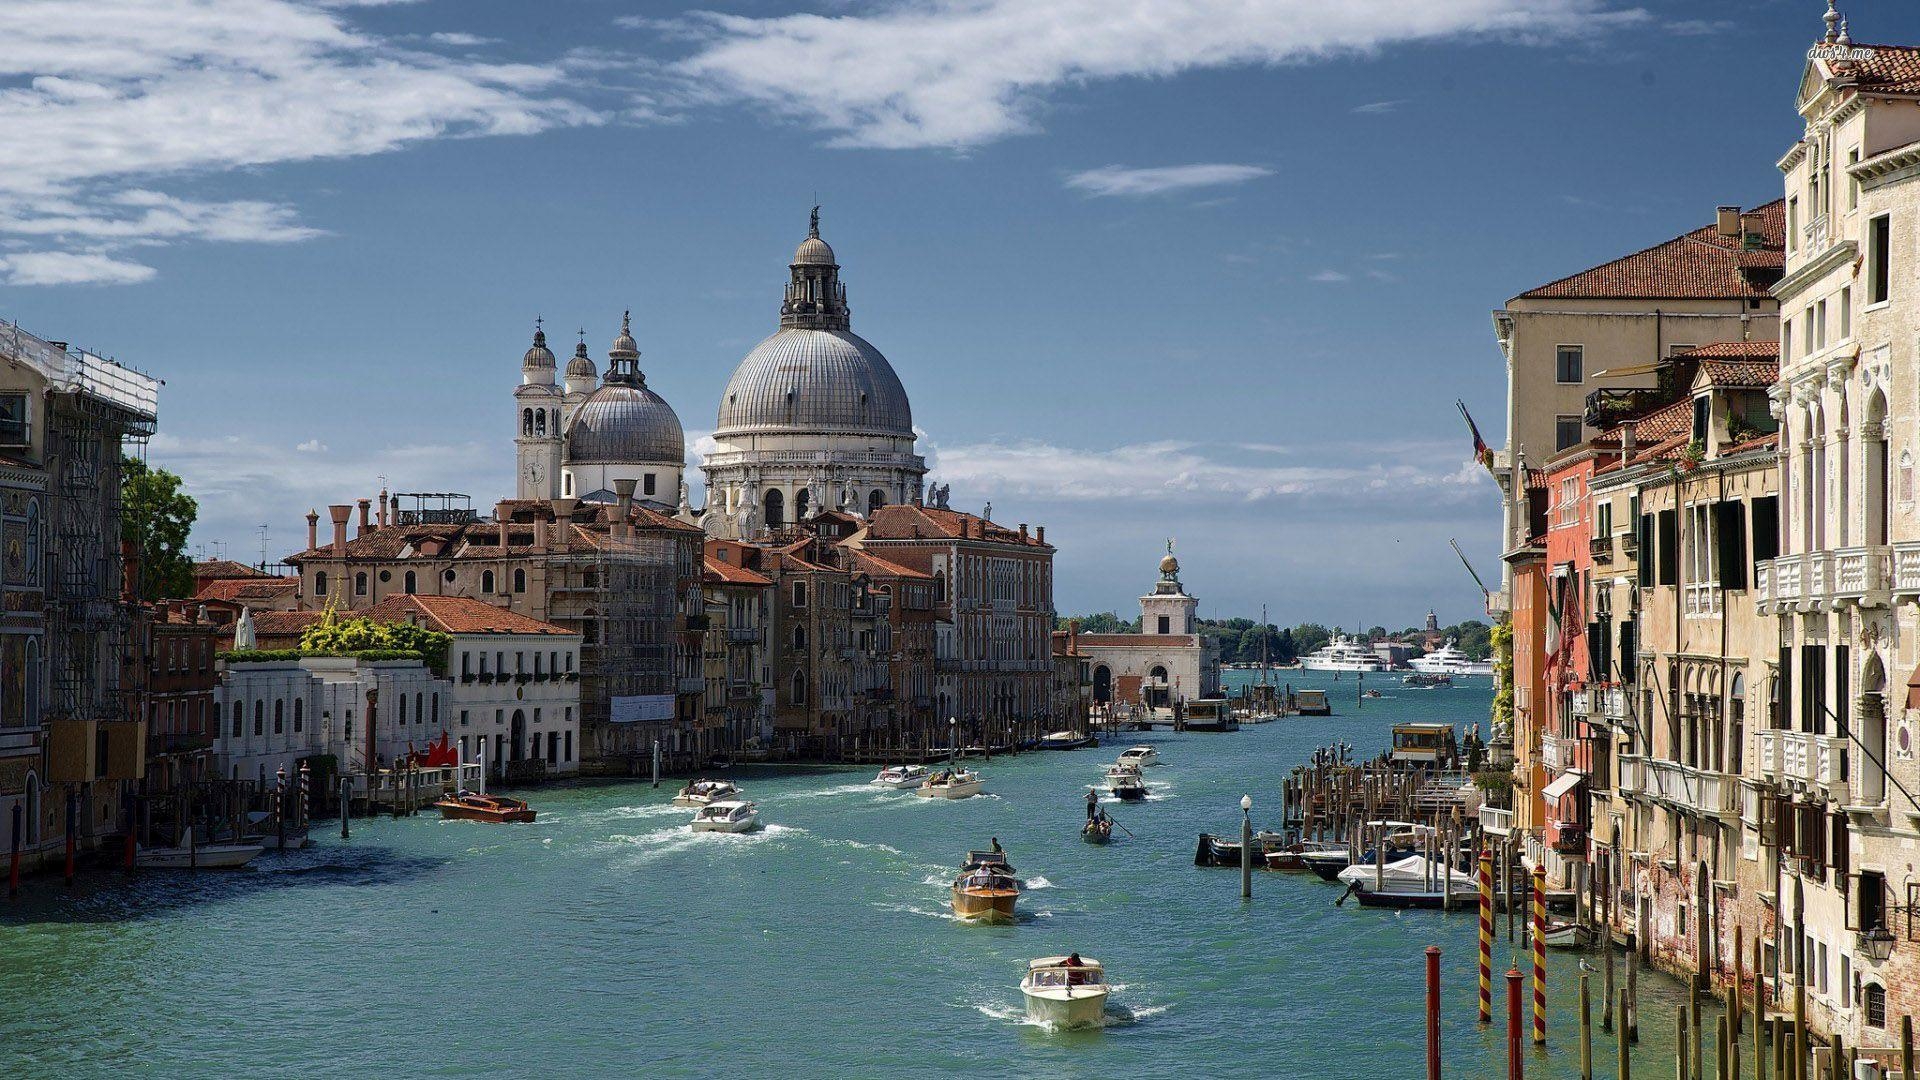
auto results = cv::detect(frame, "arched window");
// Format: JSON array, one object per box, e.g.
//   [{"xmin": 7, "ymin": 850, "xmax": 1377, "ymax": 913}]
[
  {"xmin": 791, "ymin": 670, "xmax": 807, "ymax": 705},
  {"xmin": 1865, "ymin": 982, "xmax": 1886, "ymax": 1028},
  {"xmin": 1092, "ymin": 665, "xmax": 1112, "ymax": 704},
  {"xmin": 232, "ymin": 701, "xmax": 243, "ymax": 737},
  {"xmin": 514, "ymin": 568, "xmax": 526, "ymax": 593},
  {"xmin": 522, "ymin": 408, "xmax": 533, "ymax": 436},
  {"xmin": 404, "ymin": 570, "xmax": 416, "ymax": 594},
  {"xmin": 933, "ymin": 570, "xmax": 946, "ymax": 603},
  {"xmin": 764, "ymin": 488, "xmax": 784, "ymax": 529},
  {"xmin": 482, "ymin": 570, "xmax": 495, "ymax": 593},
  {"xmin": 253, "ymin": 701, "xmax": 264, "ymax": 736},
  {"xmin": 415, "ymin": 692, "xmax": 423, "ymax": 727},
  {"xmin": 292, "ymin": 699, "xmax": 303, "ymax": 733},
  {"xmin": 534, "ymin": 410, "xmax": 546, "ymax": 436},
  {"xmin": 793, "ymin": 626, "xmax": 806, "ymax": 650},
  {"xmin": 273, "ymin": 699, "xmax": 284, "ymax": 734},
  {"xmin": 314, "ymin": 571, "xmax": 328, "ymax": 596},
  {"xmin": 795, "ymin": 487, "xmax": 811, "ymax": 520},
  {"xmin": 431, "ymin": 693, "xmax": 439, "ymax": 724},
  {"xmin": 1150, "ymin": 665, "xmax": 1168, "ymax": 682},
  {"xmin": 355, "ymin": 572, "xmax": 367, "ymax": 596},
  {"xmin": 23, "ymin": 638, "xmax": 37, "ymax": 726},
  {"xmin": 792, "ymin": 581, "xmax": 807, "ymax": 608},
  {"xmin": 869, "ymin": 489, "xmax": 885, "ymax": 515},
  {"xmin": 399, "ymin": 694, "xmax": 408, "ymax": 724},
  {"xmin": 1728, "ymin": 673, "xmax": 1745, "ymax": 777}
]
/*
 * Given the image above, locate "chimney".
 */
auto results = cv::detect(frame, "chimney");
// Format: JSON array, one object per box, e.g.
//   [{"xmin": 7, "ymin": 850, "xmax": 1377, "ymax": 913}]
[
  {"xmin": 378, "ymin": 488, "xmax": 390, "ymax": 528},
  {"xmin": 614, "ymin": 478, "xmax": 637, "ymax": 539},
  {"xmin": 1036, "ymin": 525, "xmax": 1045, "ymax": 545},
  {"xmin": 328, "ymin": 505, "xmax": 351, "ymax": 556},
  {"xmin": 1715, "ymin": 205, "xmax": 1741, "ymax": 237},
  {"xmin": 553, "ymin": 497, "xmax": 578, "ymax": 521},
  {"xmin": 1018, "ymin": 523, "xmax": 1028, "ymax": 543},
  {"xmin": 495, "ymin": 501, "xmax": 511, "ymax": 551},
  {"xmin": 1623, "ymin": 423, "xmax": 1637, "ymax": 463},
  {"xmin": 306, "ymin": 509, "xmax": 319, "ymax": 552},
  {"xmin": 356, "ymin": 499, "xmax": 372, "ymax": 537}
]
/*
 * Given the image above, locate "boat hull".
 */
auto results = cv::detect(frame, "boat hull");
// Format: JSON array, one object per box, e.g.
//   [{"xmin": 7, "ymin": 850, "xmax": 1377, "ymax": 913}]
[
  {"xmin": 1021, "ymin": 987, "xmax": 1109, "ymax": 1030},
  {"xmin": 951, "ymin": 886, "xmax": 1019, "ymax": 924},
  {"xmin": 135, "ymin": 843, "xmax": 265, "ymax": 870},
  {"xmin": 917, "ymin": 779, "xmax": 984, "ymax": 799},
  {"xmin": 1082, "ymin": 822, "xmax": 1112, "ymax": 845},
  {"xmin": 690, "ymin": 816, "xmax": 760, "ymax": 834},
  {"xmin": 1304, "ymin": 855, "xmax": 1352, "ymax": 882},
  {"xmin": 1353, "ymin": 889, "xmax": 1452, "ymax": 910},
  {"xmin": 1109, "ymin": 785, "xmax": 1148, "ymax": 801},
  {"xmin": 435, "ymin": 802, "xmax": 536, "ymax": 823}
]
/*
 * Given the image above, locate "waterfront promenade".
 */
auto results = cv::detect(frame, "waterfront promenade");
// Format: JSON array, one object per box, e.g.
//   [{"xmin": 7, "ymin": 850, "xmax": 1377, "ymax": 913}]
[{"xmin": 0, "ymin": 673, "xmax": 1714, "ymax": 1078}]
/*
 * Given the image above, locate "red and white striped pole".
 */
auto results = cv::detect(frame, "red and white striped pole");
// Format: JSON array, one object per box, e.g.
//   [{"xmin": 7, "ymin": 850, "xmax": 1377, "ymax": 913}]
[
  {"xmin": 1531, "ymin": 864, "xmax": 1547, "ymax": 1045},
  {"xmin": 1479, "ymin": 846, "xmax": 1494, "ymax": 1024}
]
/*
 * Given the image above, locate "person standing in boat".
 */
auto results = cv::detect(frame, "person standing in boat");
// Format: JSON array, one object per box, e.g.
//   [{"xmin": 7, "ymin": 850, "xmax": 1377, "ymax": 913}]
[{"xmin": 1086, "ymin": 788, "xmax": 1098, "ymax": 821}]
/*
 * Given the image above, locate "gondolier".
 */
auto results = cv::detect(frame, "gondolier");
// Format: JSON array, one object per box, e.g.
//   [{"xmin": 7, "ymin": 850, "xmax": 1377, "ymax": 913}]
[{"xmin": 1086, "ymin": 788, "xmax": 1099, "ymax": 821}]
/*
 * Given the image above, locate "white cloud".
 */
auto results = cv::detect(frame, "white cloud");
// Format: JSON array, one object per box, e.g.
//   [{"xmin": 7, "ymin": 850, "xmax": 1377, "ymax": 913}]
[
  {"xmin": 428, "ymin": 32, "xmax": 495, "ymax": 47},
  {"xmin": 1064, "ymin": 163, "xmax": 1272, "ymax": 198},
  {"xmin": 675, "ymin": 0, "xmax": 1647, "ymax": 149},
  {"xmin": 295, "ymin": 438, "xmax": 329, "ymax": 453},
  {"xmin": 0, "ymin": 0, "xmax": 600, "ymax": 279},
  {"xmin": 0, "ymin": 250, "xmax": 157, "ymax": 286},
  {"xmin": 1351, "ymin": 98, "xmax": 1408, "ymax": 114},
  {"xmin": 1309, "ymin": 269, "xmax": 1351, "ymax": 283}
]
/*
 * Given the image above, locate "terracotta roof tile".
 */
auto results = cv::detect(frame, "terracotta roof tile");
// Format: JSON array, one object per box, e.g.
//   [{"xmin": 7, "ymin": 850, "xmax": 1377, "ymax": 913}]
[
  {"xmin": 1699, "ymin": 358, "xmax": 1779, "ymax": 389},
  {"xmin": 1515, "ymin": 201, "xmax": 1784, "ymax": 300},
  {"xmin": 366, "ymin": 595, "xmax": 576, "ymax": 636},
  {"xmin": 847, "ymin": 550, "xmax": 931, "ymax": 579},
  {"xmin": 865, "ymin": 504, "xmax": 1049, "ymax": 547},
  {"xmin": 703, "ymin": 555, "xmax": 773, "ymax": 587},
  {"xmin": 195, "ymin": 578, "xmax": 299, "ymax": 603},
  {"xmin": 1828, "ymin": 44, "xmax": 1920, "ymax": 95},
  {"xmin": 193, "ymin": 559, "xmax": 270, "ymax": 581}
]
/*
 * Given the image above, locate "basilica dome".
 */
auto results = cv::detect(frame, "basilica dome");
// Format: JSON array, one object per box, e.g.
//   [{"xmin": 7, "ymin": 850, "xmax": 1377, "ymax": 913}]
[
  {"xmin": 566, "ymin": 379, "xmax": 684, "ymax": 465},
  {"xmin": 715, "ymin": 328, "xmax": 913, "ymax": 438}
]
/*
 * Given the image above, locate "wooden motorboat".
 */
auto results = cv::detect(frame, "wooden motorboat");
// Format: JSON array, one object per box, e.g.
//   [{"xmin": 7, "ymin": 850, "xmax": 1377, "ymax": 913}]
[
  {"xmin": 951, "ymin": 849, "xmax": 1021, "ymax": 923},
  {"xmin": 1040, "ymin": 731, "xmax": 1097, "ymax": 750},
  {"xmin": 1104, "ymin": 764, "xmax": 1148, "ymax": 801},
  {"xmin": 689, "ymin": 800, "xmax": 761, "ymax": 833},
  {"xmin": 672, "ymin": 779, "xmax": 742, "ymax": 807},
  {"xmin": 1082, "ymin": 814, "xmax": 1114, "ymax": 845},
  {"xmin": 1116, "ymin": 746, "xmax": 1158, "ymax": 768},
  {"xmin": 1020, "ymin": 956, "xmax": 1110, "ymax": 1030},
  {"xmin": 1302, "ymin": 848, "xmax": 1355, "ymax": 881},
  {"xmin": 135, "ymin": 827, "xmax": 265, "ymax": 870},
  {"xmin": 870, "ymin": 764, "xmax": 929, "ymax": 789},
  {"xmin": 916, "ymin": 768, "xmax": 985, "ymax": 799},
  {"xmin": 1193, "ymin": 830, "xmax": 1290, "ymax": 867},
  {"xmin": 1541, "ymin": 920, "xmax": 1594, "ymax": 949},
  {"xmin": 434, "ymin": 791, "xmax": 536, "ymax": 823}
]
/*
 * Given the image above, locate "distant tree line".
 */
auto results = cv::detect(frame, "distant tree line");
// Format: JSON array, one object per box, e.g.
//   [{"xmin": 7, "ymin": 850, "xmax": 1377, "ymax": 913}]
[{"xmin": 1057, "ymin": 614, "xmax": 1493, "ymax": 665}]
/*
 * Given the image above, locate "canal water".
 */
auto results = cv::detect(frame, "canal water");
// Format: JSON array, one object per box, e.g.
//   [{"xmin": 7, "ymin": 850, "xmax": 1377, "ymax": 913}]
[{"xmin": 2, "ymin": 671, "xmax": 1734, "ymax": 1079}]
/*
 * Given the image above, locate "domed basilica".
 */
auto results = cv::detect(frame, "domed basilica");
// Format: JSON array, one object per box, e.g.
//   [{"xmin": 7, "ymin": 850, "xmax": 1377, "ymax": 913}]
[{"xmin": 511, "ymin": 210, "xmax": 924, "ymax": 534}]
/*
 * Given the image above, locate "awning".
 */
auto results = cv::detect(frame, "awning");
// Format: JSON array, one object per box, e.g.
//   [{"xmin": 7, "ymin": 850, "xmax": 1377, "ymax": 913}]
[
  {"xmin": 1907, "ymin": 660, "xmax": 1920, "ymax": 710},
  {"xmin": 1541, "ymin": 770, "xmax": 1587, "ymax": 801}
]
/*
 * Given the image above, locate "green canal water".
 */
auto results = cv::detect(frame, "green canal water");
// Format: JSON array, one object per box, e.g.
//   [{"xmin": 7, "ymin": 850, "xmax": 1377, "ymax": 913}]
[{"xmin": 3, "ymin": 671, "xmax": 1737, "ymax": 1079}]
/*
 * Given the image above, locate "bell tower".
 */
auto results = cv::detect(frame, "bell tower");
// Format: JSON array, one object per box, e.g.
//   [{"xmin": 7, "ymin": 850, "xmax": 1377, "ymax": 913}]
[{"xmin": 514, "ymin": 322, "xmax": 563, "ymax": 500}]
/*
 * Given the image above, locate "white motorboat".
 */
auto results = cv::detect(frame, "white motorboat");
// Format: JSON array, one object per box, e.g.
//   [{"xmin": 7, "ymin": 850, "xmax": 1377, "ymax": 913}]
[
  {"xmin": 1300, "ymin": 632, "xmax": 1388, "ymax": 673},
  {"xmin": 135, "ymin": 828, "xmax": 265, "ymax": 870},
  {"xmin": 1337, "ymin": 854, "xmax": 1475, "ymax": 908},
  {"xmin": 673, "ymin": 779, "xmax": 743, "ymax": 807},
  {"xmin": 916, "ymin": 768, "xmax": 985, "ymax": 799},
  {"xmin": 689, "ymin": 800, "xmax": 762, "ymax": 833},
  {"xmin": 1020, "ymin": 955, "xmax": 1111, "ymax": 1030},
  {"xmin": 870, "ymin": 764, "xmax": 930, "ymax": 790},
  {"xmin": 1117, "ymin": 746, "xmax": 1158, "ymax": 768},
  {"xmin": 1409, "ymin": 639, "xmax": 1494, "ymax": 677},
  {"xmin": 1104, "ymin": 764, "xmax": 1148, "ymax": 801}
]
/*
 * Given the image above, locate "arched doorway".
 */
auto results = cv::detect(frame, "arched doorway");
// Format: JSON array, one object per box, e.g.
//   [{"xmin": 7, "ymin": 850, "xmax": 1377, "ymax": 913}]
[
  {"xmin": 795, "ymin": 487, "xmax": 811, "ymax": 520},
  {"xmin": 510, "ymin": 710, "xmax": 527, "ymax": 765},
  {"xmin": 1862, "ymin": 653, "xmax": 1888, "ymax": 804},
  {"xmin": 868, "ymin": 490, "xmax": 885, "ymax": 516},
  {"xmin": 764, "ymin": 488, "xmax": 784, "ymax": 529},
  {"xmin": 1867, "ymin": 390, "xmax": 1890, "ymax": 546},
  {"xmin": 1092, "ymin": 665, "xmax": 1112, "ymax": 704},
  {"xmin": 1147, "ymin": 665, "xmax": 1169, "ymax": 710}
]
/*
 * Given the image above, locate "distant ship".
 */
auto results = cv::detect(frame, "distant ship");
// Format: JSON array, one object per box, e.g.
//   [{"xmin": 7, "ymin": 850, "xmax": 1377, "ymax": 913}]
[
  {"xmin": 1300, "ymin": 633, "xmax": 1387, "ymax": 673},
  {"xmin": 1409, "ymin": 639, "xmax": 1493, "ymax": 677}
]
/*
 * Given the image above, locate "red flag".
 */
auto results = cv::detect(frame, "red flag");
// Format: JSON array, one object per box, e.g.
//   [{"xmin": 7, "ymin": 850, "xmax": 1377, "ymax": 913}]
[{"xmin": 1458, "ymin": 401, "xmax": 1494, "ymax": 471}]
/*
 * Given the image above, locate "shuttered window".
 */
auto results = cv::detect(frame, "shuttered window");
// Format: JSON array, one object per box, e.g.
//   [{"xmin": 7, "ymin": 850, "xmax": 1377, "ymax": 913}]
[
  {"xmin": 1657, "ymin": 510, "xmax": 1678, "ymax": 586},
  {"xmin": 1716, "ymin": 501, "xmax": 1748, "ymax": 590}
]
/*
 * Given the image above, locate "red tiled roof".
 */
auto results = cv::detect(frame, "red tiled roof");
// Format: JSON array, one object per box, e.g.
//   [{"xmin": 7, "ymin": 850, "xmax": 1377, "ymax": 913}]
[
  {"xmin": 193, "ymin": 559, "xmax": 270, "ymax": 581},
  {"xmin": 251, "ymin": 610, "xmax": 324, "ymax": 638},
  {"xmin": 366, "ymin": 595, "xmax": 576, "ymax": 636},
  {"xmin": 1074, "ymin": 633, "xmax": 1198, "ymax": 648},
  {"xmin": 195, "ymin": 578, "xmax": 299, "ymax": 603},
  {"xmin": 1699, "ymin": 358, "xmax": 1779, "ymax": 389},
  {"xmin": 703, "ymin": 555, "xmax": 773, "ymax": 587},
  {"xmin": 1515, "ymin": 201, "xmax": 1785, "ymax": 300},
  {"xmin": 1827, "ymin": 44, "xmax": 1920, "ymax": 95},
  {"xmin": 1674, "ymin": 341, "xmax": 1779, "ymax": 359},
  {"xmin": 847, "ymin": 550, "xmax": 931, "ymax": 579},
  {"xmin": 865, "ymin": 504, "xmax": 1048, "ymax": 547}
]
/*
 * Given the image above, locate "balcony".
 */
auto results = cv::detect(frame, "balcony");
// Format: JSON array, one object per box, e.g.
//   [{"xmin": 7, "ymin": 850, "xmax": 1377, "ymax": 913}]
[
  {"xmin": 726, "ymin": 626, "xmax": 759, "ymax": 644},
  {"xmin": 1617, "ymin": 755, "xmax": 1648, "ymax": 800},
  {"xmin": 1568, "ymin": 690, "xmax": 1592, "ymax": 718},
  {"xmin": 1589, "ymin": 535, "xmax": 1613, "ymax": 563},
  {"xmin": 1891, "ymin": 541, "xmax": 1920, "ymax": 600},
  {"xmin": 1756, "ymin": 730, "xmax": 1846, "ymax": 799},
  {"xmin": 1478, "ymin": 805, "xmax": 1514, "ymax": 837},
  {"xmin": 1540, "ymin": 733, "xmax": 1567, "ymax": 772},
  {"xmin": 678, "ymin": 677, "xmax": 705, "ymax": 694},
  {"xmin": 1831, "ymin": 546, "xmax": 1891, "ymax": 607},
  {"xmin": 1632, "ymin": 758, "xmax": 1738, "ymax": 817},
  {"xmin": 1683, "ymin": 582, "xmax": 1721, "ymax": 618}
]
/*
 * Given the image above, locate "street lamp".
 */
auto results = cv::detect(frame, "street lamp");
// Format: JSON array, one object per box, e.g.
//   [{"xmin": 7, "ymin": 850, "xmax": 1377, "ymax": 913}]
[
  {"xmin": 948, "ymin": 717, "xmax": 957, "ymax": 770},
  {"xmin": 1240, "ymin": 794, "xmax": 1254, "ymax": 899}
]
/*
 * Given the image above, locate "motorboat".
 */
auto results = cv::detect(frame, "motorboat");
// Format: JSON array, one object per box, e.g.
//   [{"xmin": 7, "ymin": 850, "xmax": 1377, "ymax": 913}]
[
  {"xmin": 245, "ymin": 810, "xmax": 310, "ymax": 849},
  {"xmin": 1104, "ymin": 764, "xmax": 1148, "ymax": 801},
  {"xmin": 1082, "ymin": 813, "xmax": 1114, "ymax": 845},
  {"xmin": 1040, "ymin": 731, "xmax": 1097, "ymax": 750},
  {"xmin": 1264, "ymin": 840, "xmax": 1345, "ymax": 871},
  {"xmin": 1410, "ymin": 639, "xmax": 1494, "ymax": 677},
  {"xmin": 1020, "ymin": 956, "xmax": 1110, "ymax": 1030},
  {"xmin": 672, "ymin": 779, "xmax": 742, "ymax": 807},
  {"xmin": 1337, "ymin": 854, "xmax": 1476, "ymax": 908},
  {"xmin": 1194, "ymin": 830, "xmax": 1290, "ymax": 867},
  {"xmin": 1117, "ymin": 746, "xmax": 1158, "ymax": 768},
  {"xmin": 1541, "ymin": 920, "xmax": 1594, "ymax": 949},
  {"xmin": 1403, "ymin": 672, "xmax": 1453, "ymax": 688},
  {"xmin": 870, "ymin": 764, "xmax": 930, "ymax": 790},
  {"xmin": 951, "ymin": 849, "xmax": 1022, "ymax": 923},
  {"xmin": 916, "ymin": 768, "xmax": 985, "ymax": 800},
  {"xmin": 689, "ymin": 800, "xmax": 761, "ymax": 833},
  {"xmin": 1302, "ymin": 848, "xmax": 1355, "ymax": 881},
  {"xmin": 433, "ymin": 791, "xmax": 536, "ymax": 823},
  {"xmin": 1300, "ymin": 632, "xmax": 1387, "ymax": 673},
  {"xmin": 135, "ymin": 827, "xmax": 265, "ymax": 870}
]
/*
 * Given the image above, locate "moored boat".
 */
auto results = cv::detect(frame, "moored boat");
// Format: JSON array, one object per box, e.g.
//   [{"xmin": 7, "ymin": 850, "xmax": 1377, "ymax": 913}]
[
  {"xmin": 689, "ymin": 800, "xmax": 761, "ymax": 833},
  {"xmin": 1302, "ymin": 848, "xmax": 1355, "ymax": 881},
  {"xmin": 672, "ymin": 779, "xmax": 742, "ymax": 807},
  {"xmin": 916, "ymin": 768, "xmax": 985, "ymax": 799},
  {"xmin": 1040, "ymin": 731, "xmax": 1097, "ymax": 750},
  {"xmin": 1020, "ymin": 955, "xmax": 1110, "ymax": 1030},
  {"xmin": 135, "ymin": 827, "xmax": 265, "ymax": 870},
  {"xmin": 1193, "ymin": 830, "xmax": 1290, "ymax": 867},
  {"xmin": 951, "ymin": 849, "xmax": 1021, "ymax": 923},
  {"xmin": 1337, "ymin": 854, "xmax": 1476, "ymax": 908},
  {"xmin": 870, "ymin": 764, "xmax": 929, "ymax": 789},
  {"xmin": 433, "ymin": 791, "xmax": 537, "ymax": 823},
  {"xmin": 1541, "ymin": 920, "xmax": 1593, "ymax": 949}
]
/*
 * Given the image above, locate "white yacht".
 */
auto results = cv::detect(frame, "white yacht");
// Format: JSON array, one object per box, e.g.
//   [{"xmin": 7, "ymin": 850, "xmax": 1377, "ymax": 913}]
[
  {"xmin": 871, "ymin": 764, "xmax": 930, "ymax": 790},
  {"xmin": 689, "ymin": 800, "xmax": 762, "ymax": 833},
  {"xmin": 1300, "ymin": 633, "xmax": 1387, "ymax": 673},
  {"xmin": 1117, "ymin": 746, "xmax": 1158, "ymax": 768},
  {"xmin": 1410, "ymin": 639, "xmax": 1494, "ymax": 677},
  {"xmin": 916, "ymin": 768, "xmax": 985, "ymax": 800},
  {"xmin": 672, "ymin": 779, "xmax": 743, "ymax": 807},
  {"xmin": 1020, "ymin": 956, "xmax": 1111, "ymax": 1030}
]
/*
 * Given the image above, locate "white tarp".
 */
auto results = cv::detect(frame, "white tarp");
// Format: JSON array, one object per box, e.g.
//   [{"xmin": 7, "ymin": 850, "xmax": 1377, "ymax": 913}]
[
  {"xmin": 609, "ymin": 694, "xmax": 675, "ymax": 723},
  {"xmin": 1541, "ymin": 770, "xmax": 1586, "ymax": 801}
]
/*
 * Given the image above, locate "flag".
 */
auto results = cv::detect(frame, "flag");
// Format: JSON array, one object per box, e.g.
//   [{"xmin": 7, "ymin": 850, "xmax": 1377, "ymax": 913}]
[
  {"xmin": 1457, "ymin": 400, "xmax": 1494, "ymax": 472},
  {"xmin": 1544, "ymin": 574, "xmax": 1565, "ymax": 663}
]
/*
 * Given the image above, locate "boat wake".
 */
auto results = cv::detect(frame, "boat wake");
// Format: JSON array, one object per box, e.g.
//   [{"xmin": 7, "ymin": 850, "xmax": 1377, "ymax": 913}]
[
  {"xmin": 571, "ymin": 803, "xmax": 690, "ymax": 827},
  {"xmin": 1024, "ymin": 875, "xmax": 1057, "ymax": 890},
  {"xmin": 789, "ymin": 783, "xmax": 876, "ymax": 799},
  {"xmin": 968, "ymin": 1001, "xmax": 1038, "ymax": 1026}
]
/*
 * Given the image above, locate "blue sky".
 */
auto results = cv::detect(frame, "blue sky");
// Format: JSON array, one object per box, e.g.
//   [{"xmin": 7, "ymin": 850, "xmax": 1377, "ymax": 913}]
[{"xmin": 0, "ymin": 0, "xmax": 1900, "ymax": 629}]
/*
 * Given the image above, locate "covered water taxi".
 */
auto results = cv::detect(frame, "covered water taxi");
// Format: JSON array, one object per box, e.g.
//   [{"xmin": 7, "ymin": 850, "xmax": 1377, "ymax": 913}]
[{"xmin": 1020, "ymin": 955, "xmax": 1110, "ymax": 1030}]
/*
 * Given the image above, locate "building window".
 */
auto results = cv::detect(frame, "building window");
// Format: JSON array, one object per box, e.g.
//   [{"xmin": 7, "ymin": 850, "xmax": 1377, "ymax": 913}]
[
  {"xmin": 793, "ymin": 581, "xmax": 807, "ymax": 608},
  {"xmin": 292, "ymin": 699, "xmax": 303, "ymax": 733},
  {"xmin": 1840, "ymin": 287, "xmax": 1851, "ymax": 340},
  {"xmin": 1555, "ymin": 345, "xmax": 1583, "ymax": 384},
  {"xmin": 253, "ymin": 701, "xmax": 263, "ymax": 737},
  {"xmin": 1869, "ymin": 214, "xmax": 1891, "ymax": 305},
  {"xmin": 1555, "ymin": 415, "xmax": 1583, "ymax": 452},
  {"xmin": 404, "ymin": 570, "xmax": 417, "ymax": 594},
  {"xmin": 314, "ymin": 571, "xmax": 328, "ymax": 596},
  {"xmin": 514, "ymin": 569, "xmax": 526, "ymax": 593},
  {"xmin": 643, "ymin": 473, "xmax": 656, "ymax": 497},
  {"xmin": 354, "ymin": 572, "xmax": 367, "ymax": 596},
  {"xmin": 793, "ymin": 626, "xmax": 806, "ymax": 650},
  {"xmin": 1847, "ymin": 147, "xmax": 1861, "ymax": 211},
  {"xmin": 0, "ymin": 394, "xmax": 27, "ymax": 448},
  {"xmin": 482, "ymin": 570, "xmax": 495, "ymax": 593},
  {"xmin": 1866, "ymin": 983, "xmax": 1887, "ymax": 1028},
  {"xmin": 232, "ymin": 701, "xmax": 242, "ymax": 737}
]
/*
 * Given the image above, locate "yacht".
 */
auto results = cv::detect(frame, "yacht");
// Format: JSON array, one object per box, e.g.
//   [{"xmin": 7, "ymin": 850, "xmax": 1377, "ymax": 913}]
[
  {"xmin": 1299, "ymin": 633, "xmax": 1387, "ymax": 673},
  {"xmin": 916, "ymin": 768, "xmax": 985, "ymax": 800},
  {"xmin": 951, "ymin": 849, "xmax": 1022, "ymax": 923},
  {"xmin": 1116, "ymin": 746, "xmax": 1158, "ymax": 768},
  {"xmin": 1409, "ymin": 639, "xmax": 1494, "ymax": 677},
  {"xmin": 1020, "ymin": 956, "xmax": 1111, "ymax": 1030},
  {"xmin": 689, "ymin": 800, "xmax": 762, "ymax": 833},
  {"xmin": 871, "ymin": 764, "xmax": 930, "ymax": 789},
  {"xmin": 672, "ymin": 779, "xmax": 742, "ymax": 807},
  {"xmin": 1104, "ymin": 764, "xmax": 1148, "ymax": 801}
]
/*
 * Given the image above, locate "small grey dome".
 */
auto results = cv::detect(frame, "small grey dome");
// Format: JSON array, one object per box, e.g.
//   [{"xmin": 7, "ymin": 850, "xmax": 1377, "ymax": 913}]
[
  {"xmin": 610, "ymin": 310, "xmax": 639, "ymax": 360},
  {"xmin": 523, "ymin": 329, "xmax": 556, "ymax": 371},
  {"xmin": 715, "ymin": 328, "xmax": 912, "ymax": 438},
  {"xmin": 565, "ymin": 341, "xmax": 596, "ymax": 381},
  {"xmin": 793, "ymin": 235, "xmax": 836, "ymax": 266},
  {"xmin": 566, "ymin": 381, "xmax": 685, "ymax": 465}
]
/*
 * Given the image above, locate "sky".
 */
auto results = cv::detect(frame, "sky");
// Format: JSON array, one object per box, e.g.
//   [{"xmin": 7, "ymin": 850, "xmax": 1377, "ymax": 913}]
[{"xmin": 0, "ymin": 0, "xmax": 1903, "ymax": 631}]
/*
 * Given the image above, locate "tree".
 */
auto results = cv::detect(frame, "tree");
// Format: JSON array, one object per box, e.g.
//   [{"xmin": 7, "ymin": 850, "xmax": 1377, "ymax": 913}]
[
  {"xmin": 1291, "ymin": 623, "xmax": 1331, "ymax": 658},
  {"xmin": 122, "ymin": 456, "xmax": 197, "ymax": 601},
  {"xmin": 300, "ymin": 613, "xmax": 452, "ymax": 674}
]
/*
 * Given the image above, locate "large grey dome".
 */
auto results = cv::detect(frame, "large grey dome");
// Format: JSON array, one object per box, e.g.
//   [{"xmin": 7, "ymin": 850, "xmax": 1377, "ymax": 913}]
[
  {"xmin": 566, "ymin": 381, "xmax": 685, "ymax": 464},
  {"xmin": 715, "ymin": 328, "xmax": 913, "ymax": 438}
]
